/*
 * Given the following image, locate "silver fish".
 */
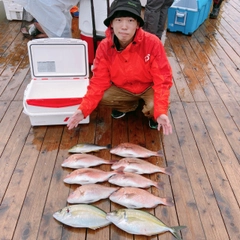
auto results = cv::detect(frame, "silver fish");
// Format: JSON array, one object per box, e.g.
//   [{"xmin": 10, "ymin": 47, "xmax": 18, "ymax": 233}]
[
  {"xmin": 53, "ymin": 204, "xmax": 110, "ymax": 229},
  {"xmin": 110, "ymin": 142, "xmax": 163, "ymax": 158},
  {"xmin": 68, "ymin": 143, "xmax": 111, "ymax": 153},
  {"xmin": 62, "ymin": 153, "xmax": 116, "ymax": 169},
  {"xmin": 106, "ymin": 209, "xmax": 186, "ymax": 238},
  {"xmin": 108, "ymin": 172, "xmax": 164, "ymax": 189},
  {"xmin": 109, "ymin": 187, "xmax": 174, "ymax": 208},
  {"xmin": 63, "ymin": 168, "xmax": 121, "ymax": 185},
  {"xmin": 67, "ymin": 184, "xmax": 119, "ymax": 204},
  {"xmin": 111, "ymin": 157, "xmax": 173, "ymax": 176}
]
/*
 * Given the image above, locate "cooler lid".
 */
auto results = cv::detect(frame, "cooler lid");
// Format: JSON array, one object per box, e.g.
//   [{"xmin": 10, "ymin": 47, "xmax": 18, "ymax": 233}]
[{"xmin": 27, "ymin": 38, "xmax": 89, "ymax": 79}]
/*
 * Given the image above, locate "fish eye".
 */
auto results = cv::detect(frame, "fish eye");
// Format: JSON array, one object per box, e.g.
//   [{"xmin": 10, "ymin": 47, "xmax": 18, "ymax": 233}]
[{"xmin": 123, "ymin": 211, "xmax": 127, "ymax": 219}]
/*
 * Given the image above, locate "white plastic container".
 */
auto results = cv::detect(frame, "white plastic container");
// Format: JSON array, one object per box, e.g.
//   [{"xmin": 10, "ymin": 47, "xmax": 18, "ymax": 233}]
[
  {"xmin": 3, "ymin": 0, "xmax": 33, "ymax": 21},
  {"xmin": 3, "ymin": 0, "xmax": 23, "ymax": 20},
  {"xmin": 79, "ymin": 0, "xmax": 113, "ymax": 37},
  {"xmin": 79, "ymin": 0, "xmax": 146, "ymax": 37},
  {"xmin": 23, "ymin": 38, "xmax": 90, "ymax": 126}
]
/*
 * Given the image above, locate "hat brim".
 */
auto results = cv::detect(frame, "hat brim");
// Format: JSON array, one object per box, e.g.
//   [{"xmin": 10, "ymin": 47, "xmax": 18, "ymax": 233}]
[{"xmin": 104, "ymin": 8, "xmax": 144, "ymax": 27}]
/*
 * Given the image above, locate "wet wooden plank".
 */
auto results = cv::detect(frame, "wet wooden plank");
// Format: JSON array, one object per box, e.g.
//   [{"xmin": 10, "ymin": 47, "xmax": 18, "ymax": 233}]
[
  {"xmin": 12, "ymin": 126, "xmax": 64, "ymax": 240},
  {"xmin": 193, "ymin": 25, "xmax": 240, "ymax": 103},
  {"xmin": 187, "ymin": 30, "xmax": 235, "ymax": 103},
  {"xmin": 165, "ymin": 102, "xmax": 206, "ymax": 240},
  {"xmin": 0, "ymin": 37, "xmax": 29, "ymax": 98},
  {"xmin": 0, "ymin": 125, "xmax": 46, "ymax": 240},
  {"xmin": 184, "ymin": 102, "xmax": 231, "ymax": 240},
  {"xmin": 0, "ymin": 101, "xmax": 24, "ymax": 155},
  {"xmin": 197, "ymin": 102, "xmax": 240, "ymax": 239},
  {"xmin": 37, "ymin": 126, "xmax": 79, "ymax": 240},
  {"xmin": 0, "ymin": 111, "xmax": 31, "ymax": 202},
  {"xmin": 178, "ymin": 33, "xmax": 221, "ymax": 102},
  {"xmin": 167, "ymin": 32, "xmax": 208, "ymax": 102},
  {"xmin": 0, "ymin": 100, "xmax": 10, "ymax": 120}
]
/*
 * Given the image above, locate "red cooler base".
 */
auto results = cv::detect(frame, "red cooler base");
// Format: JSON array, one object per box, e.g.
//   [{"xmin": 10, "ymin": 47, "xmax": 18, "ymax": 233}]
[{"xmin": 80, "ymin": 33, "xmax": 102, "ymax": 65}]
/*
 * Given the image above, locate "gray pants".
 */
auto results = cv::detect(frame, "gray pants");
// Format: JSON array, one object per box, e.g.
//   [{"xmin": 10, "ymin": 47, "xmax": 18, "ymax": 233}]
[{"xmin": 143, "ymin": 0, "xmax": 174, "ymax": 39}]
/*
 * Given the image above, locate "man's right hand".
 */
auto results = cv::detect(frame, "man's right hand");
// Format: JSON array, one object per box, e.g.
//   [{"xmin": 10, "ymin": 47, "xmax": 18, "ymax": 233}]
[{"xmin": 67, "ymin": 109, "xmax": 84, "ymax": 130}]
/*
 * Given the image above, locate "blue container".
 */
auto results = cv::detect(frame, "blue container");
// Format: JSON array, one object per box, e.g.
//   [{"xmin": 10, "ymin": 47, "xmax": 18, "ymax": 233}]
[{"xmin": 167, "ymin": 0, "xmax": 211, "ymax": 35}]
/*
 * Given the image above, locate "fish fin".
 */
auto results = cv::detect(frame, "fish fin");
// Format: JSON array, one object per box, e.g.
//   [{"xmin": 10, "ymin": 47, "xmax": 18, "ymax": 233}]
[
  {"xmin": 162, "ymin": 197, "xmax": 174, "ymax": 207},
  {"xmin": 156, "ymin": 181, "xmax": 165, "ymax": 190},
  {"xmin": 157, "ymin": 150, "xmax": 164, "ymax": 157},
  {"xmin": 164, "ymin": 166, "xmax": 174, "ymax": 176},
  {"xmin": 171, "ymin": 226, "xmax": 187, "ymax": 240},
  {"xmin": 109, "ymin": 160, "xmax": 119, "ymax": 164},
  {"xmin": 114, "ymin": 166, "xmax": 125, "ymax": 174}
]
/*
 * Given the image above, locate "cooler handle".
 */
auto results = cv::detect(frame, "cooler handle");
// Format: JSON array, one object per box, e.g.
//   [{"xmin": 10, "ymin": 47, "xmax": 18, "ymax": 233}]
[
  {"xmin": 23, "ymin": 101, "xmax": 74, "ymax": 117},
  {"xmin": 175, "ymin": 10, "xmax": 187, "ymax": 26}
]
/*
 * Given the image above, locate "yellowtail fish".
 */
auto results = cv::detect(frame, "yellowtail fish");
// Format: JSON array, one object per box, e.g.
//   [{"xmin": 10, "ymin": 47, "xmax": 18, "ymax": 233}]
[
  {"xmin": 108, "ymin": 172, "xmax": 164, "ymax": 190},
  {"xmin": 109, "ymin": 187, "xmax": 174, "ymax": 208},
  {"xmin": 62, "ymin": 153, "xmax": 116, "ymax": 169},
  {"xmin": 53, "ymin": 204, "xmax": 110, "ymax": 229},
  {"xmin": 67, "ymin": 184, "xmax": 119, "ymax": 204},
  {"xmin": 111, "ymin": 157, "xmax": 173, "ymax": 176},
  {"xmin": 106, "ymin": 209, "xmax": 186, "ymax": 238},
  {"xmin": 68, "ymin": 143, "xmax": 111, "ymax": 153},
  {"xmin": 63, "ymin": 168, "xmax": 123, "ymax": 185},
  {"xmin": 110, "ymin": 142, "xmax": 163, "ymax": 158}
]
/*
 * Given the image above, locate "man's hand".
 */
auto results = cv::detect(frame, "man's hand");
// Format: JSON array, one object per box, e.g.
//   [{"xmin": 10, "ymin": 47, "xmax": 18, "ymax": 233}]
[
  {"xmin": 67, "ymin": 109, "xmax": 84, "ymax": 130},
  {"xmin": 156, "ymin": 114, "xmax": 172, "ymax": 135}
]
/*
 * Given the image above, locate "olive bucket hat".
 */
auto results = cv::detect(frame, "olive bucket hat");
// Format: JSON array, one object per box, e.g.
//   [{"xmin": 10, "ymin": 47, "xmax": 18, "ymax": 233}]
[{"xmin": 104, "ymin": 0, "xmax": 144, "ymax": 27}]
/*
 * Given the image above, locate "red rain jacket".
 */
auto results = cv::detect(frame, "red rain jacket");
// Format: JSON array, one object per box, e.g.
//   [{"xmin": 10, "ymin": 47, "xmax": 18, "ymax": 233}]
[{"xmin": 79, "ymin": 27, "xmax": 173, "ymax": 120}]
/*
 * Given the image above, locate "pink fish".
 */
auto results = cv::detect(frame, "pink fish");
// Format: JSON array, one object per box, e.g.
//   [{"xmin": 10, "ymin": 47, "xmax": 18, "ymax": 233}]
[
  {"xmin": 108, "ymin": 172, "xmax": 164, "ymax": 190},
  {"xmin": 110, "ymin": 142, "xmax": 163, "ymax": 158},
  {"xmin": 67, "ymin": 184, "xmax": 119, "ymax": 204},
  {"xmin": 62, "ymin": 153, "xmax": 116, "ymax": 169},
  {"xmin": 111, "ymin": 158, "xmax": 172, "ymax": 176},
  {"xmin": 109, "ymin": 187, "xmax": 174, "ymax": 208},
  {"xmin": 63, "ymin": 168, "xmax": 122, "ymax": 185}
]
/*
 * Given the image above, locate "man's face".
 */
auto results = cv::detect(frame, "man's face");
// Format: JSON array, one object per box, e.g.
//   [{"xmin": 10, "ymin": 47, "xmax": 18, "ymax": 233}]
[{"xmin": 111, "ymin": 17, "xmax": 139, "ymax": 47}]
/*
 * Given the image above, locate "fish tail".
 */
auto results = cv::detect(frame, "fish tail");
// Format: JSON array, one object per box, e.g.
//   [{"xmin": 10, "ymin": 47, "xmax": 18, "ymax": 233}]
[
  {"xmin": 164, "ymin": 166, "xmax": 174, "ymax": 176},
  {"xmin": 170, "ymin": 226, "xmax": 187, "ymax": 240},
  {"xmin": 155, "ymin": 181, "xmax": 165, "ymax": 190},
  {"xmin": 109, "ymin": 160, "xmax": 118, "ymax": 164},
  {"xmin": 157, "ymin": 150, "xmax": 164, "ymax": 157},
  {"xmin": 162, "ymin": 197, "xmax": 174, "ymax": 207},
  {"xmin": 114, "ymin": 166, "xmax": 125, "ymax": 174}
]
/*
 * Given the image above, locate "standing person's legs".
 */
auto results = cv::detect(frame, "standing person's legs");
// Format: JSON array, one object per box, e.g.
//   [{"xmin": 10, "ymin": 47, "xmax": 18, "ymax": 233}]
[
  {"xmin": 156, "ymin": 0, "xmax": 174, "ymax": 38},
  {"xmin": 143, "ymin": 0, "xmax": 165, "ymax": 39},
  {"xmin": 210, "ymin": 0, "xmax": 224, "ymax": 19}
]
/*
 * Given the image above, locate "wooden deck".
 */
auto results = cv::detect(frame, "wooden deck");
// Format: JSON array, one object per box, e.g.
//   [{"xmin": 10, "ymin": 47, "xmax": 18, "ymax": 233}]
[{"xmin": 0, "ymin": 1, "xmax": 240, "ymax": 240}]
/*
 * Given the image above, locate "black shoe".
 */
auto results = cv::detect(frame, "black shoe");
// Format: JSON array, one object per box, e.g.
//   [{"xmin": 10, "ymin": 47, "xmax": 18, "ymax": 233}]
[
  {"xmin": 111, "ymin": 110, "xmax": 126, "ymax": 119},
  {"xmin": 149, "ymin": 119, "xmax": 158, "ymax": 129},
  {"xmin": 209, "ymin": 7, "xmax": 220, "ymax": 19}
]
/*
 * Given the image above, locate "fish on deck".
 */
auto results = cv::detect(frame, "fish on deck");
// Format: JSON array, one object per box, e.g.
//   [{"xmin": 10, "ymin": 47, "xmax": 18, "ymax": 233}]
[
  {"xmin": 108, "ymin": 172, "xmax": 164, "ymax": 190},
  {"xmin": 63, "ymin": 168, "xmax": 122, "ymax": 185},
  {"xmin": 68, "ymin": 143, "xmax": 111, "ymax": 153},
  {"xmin": 111, "ymin": 157, "xmax": 173, "ymax": 176},
  {"xmin": 106, "ymin": 209, "xmax": 186, "ymax": 239},
  {"xmin": 67, "ymin": 184, "xmax": 119, "ymax": 204},
  {"xmin": 62, "ymin": 153, "xmax": 116, "ymax": 169},
  {"xmin": 110, "ymin": 142, "xmax": 163, "ymax": 158},
  {"xmin": 109, "ymin": 187, "xmax": 174, "ymax": 208},
  {"xmin": 53, "ymin": 204, "xmax": 111, "ymax": 229}
]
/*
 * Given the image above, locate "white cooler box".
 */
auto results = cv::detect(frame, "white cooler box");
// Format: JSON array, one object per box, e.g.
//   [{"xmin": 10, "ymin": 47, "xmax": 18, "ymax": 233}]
[{"xmin": 23, "ymin": 38, "xmax": 90, "ymax": 126}]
